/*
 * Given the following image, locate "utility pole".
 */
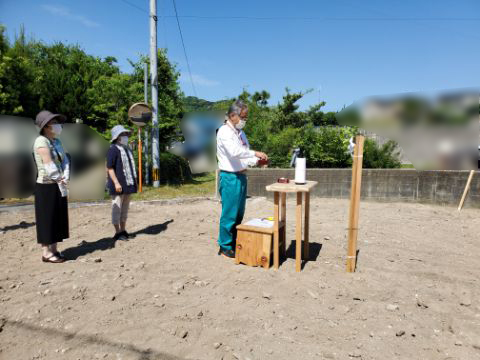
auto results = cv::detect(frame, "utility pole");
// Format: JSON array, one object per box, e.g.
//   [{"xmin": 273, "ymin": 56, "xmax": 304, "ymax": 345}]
[
  {"xmin": 144, "ymin": 62, "xmax": 150, "ymax": 185},
  {"xmin": 150, "ymin": 0, "xmax": 160, "ymax": 187},
  {"xmin": 144, "ymin": 62, "xmax": 148, "ymax": 102}
]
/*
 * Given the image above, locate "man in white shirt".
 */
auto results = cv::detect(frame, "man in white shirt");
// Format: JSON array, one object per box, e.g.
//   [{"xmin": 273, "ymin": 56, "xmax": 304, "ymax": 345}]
[{"xmin": 216, "ymin": 100, "xmax": 268, "ymax": 258}]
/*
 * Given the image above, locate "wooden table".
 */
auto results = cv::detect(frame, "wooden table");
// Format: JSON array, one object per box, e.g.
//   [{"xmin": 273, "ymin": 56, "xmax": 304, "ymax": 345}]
[{"xmin": 266, "ymin": 181, "xmax": 318, "ymax": 272}]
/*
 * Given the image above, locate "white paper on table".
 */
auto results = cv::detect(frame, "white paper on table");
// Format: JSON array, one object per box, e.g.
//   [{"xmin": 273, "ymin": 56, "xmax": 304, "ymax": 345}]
[{"xmin": 244, "ymin": 218, "xmax": 274, "ymax": 228}]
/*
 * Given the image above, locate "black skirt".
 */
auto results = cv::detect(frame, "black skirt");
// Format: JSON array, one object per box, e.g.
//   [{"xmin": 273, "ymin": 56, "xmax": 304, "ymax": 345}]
[{"xmin": 34, "ymin": 183, "xmax": 69, "ymax": 245}]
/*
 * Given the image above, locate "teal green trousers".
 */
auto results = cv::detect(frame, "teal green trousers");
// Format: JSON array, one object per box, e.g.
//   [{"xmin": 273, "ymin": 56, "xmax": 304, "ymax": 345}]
[{"xmin": 218, "ymin": 171, "xmax": 247, "ymax": 251}]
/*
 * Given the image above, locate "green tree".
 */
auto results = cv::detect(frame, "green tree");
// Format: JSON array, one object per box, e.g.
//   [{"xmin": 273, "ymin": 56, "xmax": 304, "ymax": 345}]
[
  {"xmin": 305, "ymin": 102, "xmax": 326, "ymax": 126},
  {"xmin": 0, "ymin": 26, "xmax": 120, "ymax": 120},
  {"xmin": 86, "ymin": 73, "xmax": 143, "ymax": 136},
  {"xmin": 276, "ymin": 88, "xmax": 313, "ymax": 130},
  {"xmin": 128, "ymin": 50, "xmax": 184, "ymax": 147},
  {"xmin": 263, "ymin": 126, "xmax": 302, "ymax": 167},
  {"xmin": 363, "ymin": 139, "xmax": 402, "ymax": 168},
  {"xmin": 0, "ymin": 26, "xmax": 37, "ymax": 115},
  {"xmin": 30, "ymin": 42, "xmax": 119, "ymax": 121},
  {"xmin": 244, "ymin": 99, "xmax": 275, "ymax": 152},
  {"xmin": 297, "ymin": 125, "xmax": 356, "ymax": 168},
  {"xmin": 252, "ymin": 90, "xmax": 270, "ymax": 106},
  {"xmin": 323, "ymin": 112, "xmax": 338, "ymax": 126},
  {"xmin": 0, "ymin": 25, "xmax": 7, "ymax": 54}
]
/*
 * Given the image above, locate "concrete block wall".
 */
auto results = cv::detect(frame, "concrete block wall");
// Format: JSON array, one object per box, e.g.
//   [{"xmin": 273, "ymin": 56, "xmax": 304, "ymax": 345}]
[{"xmin": 244, "ymin": 169, "xmax": 480, "ymax": 208}]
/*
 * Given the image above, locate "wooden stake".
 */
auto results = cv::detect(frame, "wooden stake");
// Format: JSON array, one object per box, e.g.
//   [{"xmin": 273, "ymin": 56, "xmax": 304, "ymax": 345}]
[
  {"xmin": 138, "ymin": 128, "xmax": 142, "ymax": 193},
  {"xmin": 346, "ymin": 135, "xmax": 364, "ymax": 273},
  {"xmin": 458, "ymin": 170, "xmax": 475, "ymax": 211}
]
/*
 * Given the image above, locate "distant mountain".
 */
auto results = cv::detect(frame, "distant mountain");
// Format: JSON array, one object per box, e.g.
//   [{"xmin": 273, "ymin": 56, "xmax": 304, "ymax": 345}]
[
  {"xmin": 183, "ymin": 96, "xmax": 215, "ymax": 112},
  {"xmin": 183, "ymin": 96, "xmax": 232, "ymax": 113}
]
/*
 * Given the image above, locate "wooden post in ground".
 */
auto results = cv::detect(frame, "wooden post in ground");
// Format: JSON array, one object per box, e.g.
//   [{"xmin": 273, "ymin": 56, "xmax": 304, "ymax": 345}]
[
  {"xmin": 138, "ymin": 128, "xmax": 142, "ymax": 192},
  {"xmin": 458, "ymin": 170, "xmax": 475, "ymax": 211},
  {"xmin": 346, "ymin": 135, "xmax": 365, "ymax": 273}
]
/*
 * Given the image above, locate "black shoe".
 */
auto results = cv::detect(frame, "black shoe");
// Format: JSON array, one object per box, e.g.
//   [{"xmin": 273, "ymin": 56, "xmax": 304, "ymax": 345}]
[
  {"xmin": 218, "ymin": 248, "xmax": 235, "ymax": 258},
  {"xmin": 124, "ymin": 230, "xmax": 135, "ymax": 239},
  {"xmin": 113, "ymin": 232, "xmax": 128, "ymax": 241}
]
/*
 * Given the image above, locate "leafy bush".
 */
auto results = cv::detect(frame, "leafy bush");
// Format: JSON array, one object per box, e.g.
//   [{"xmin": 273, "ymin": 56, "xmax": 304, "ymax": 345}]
[
  {"xmin": 244, "ymin": 106, "xmax": 276, "ymax": 152},
  {"xmin": 132, "ymin": 151, "xmax": 192, "ymax": 186},
  {"xmin": 297, "ymin": 125, "xmax": 356, "ymax": 168},
  {"xmin": 363, "ymin": 139, "xmax": 402, "ymax": 168},
  {"xmin": 158, "ymin": 152, "xmax": 192, "ymax": 185}
]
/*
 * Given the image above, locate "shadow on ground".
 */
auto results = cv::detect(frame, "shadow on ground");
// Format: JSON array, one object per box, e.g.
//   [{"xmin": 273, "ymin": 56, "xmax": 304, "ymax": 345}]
[
  {"xmin": 1, "ymin": 318, "xmax": 183, "ymax": 360},
  {"xmin": 130, "ymin": 220, "xmax": 174, "ymax": 236},
  {"xmin": 62, "ymin": 220, "xmax": 174, "ymax": 260},
  {"xmin": 282, "ymin": 240, "xmax": 323, "ymax": 270},
  {"xmin": 0, "ymin": 221, "xmax": 35, "ymax": 233}
]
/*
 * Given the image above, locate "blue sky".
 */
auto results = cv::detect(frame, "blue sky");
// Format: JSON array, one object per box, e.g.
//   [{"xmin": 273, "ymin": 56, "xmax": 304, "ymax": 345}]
[{"xmin": 1, "ymin": 0, "xmax": 479, "ymax": 111}]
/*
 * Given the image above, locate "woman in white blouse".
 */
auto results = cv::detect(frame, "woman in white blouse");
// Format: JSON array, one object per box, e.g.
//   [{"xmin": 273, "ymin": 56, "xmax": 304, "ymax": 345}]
[{"xmin": 33, "ymin": 110, "xmax": 70, "ymax": 263}]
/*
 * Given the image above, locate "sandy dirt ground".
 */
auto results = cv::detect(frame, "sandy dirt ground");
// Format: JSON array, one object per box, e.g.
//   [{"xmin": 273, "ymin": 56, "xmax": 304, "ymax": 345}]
[{"xmin": 0, "ymin": 197, "xmax": 479, "ymax": 360}]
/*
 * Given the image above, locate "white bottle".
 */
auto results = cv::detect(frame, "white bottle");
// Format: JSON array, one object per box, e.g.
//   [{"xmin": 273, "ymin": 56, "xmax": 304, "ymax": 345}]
[{"xmin": 294, "ymin": 157, "xmax": 306, "ymax": 184}]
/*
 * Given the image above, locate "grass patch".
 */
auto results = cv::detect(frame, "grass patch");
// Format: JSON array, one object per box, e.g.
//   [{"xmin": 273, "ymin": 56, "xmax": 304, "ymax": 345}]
[
  {"xmin": 128, "ymin": 172, "xmax": 216, "ymax": 201},
  {"xmin": 401, "ymin": 164, "xmax": 415, "ymax": 169}
]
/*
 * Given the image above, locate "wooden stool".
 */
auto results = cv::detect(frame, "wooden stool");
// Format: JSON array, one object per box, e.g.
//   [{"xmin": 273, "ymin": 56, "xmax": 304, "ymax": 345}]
[
  {"xmin": 235, "ymin": 222, "xmax": 285, "ymax": 269},
  {"xmin": 266, "ymin": 181, "xmax": 318, "ymax": 272}
]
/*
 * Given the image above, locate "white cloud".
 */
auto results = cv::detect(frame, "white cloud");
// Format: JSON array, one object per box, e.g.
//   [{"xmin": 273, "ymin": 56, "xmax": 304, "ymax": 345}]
[
  {"xmin": 42, "ymin": 4, "xmax": 100, "ymax": 28},
  {"xmin": 180, "ymin": 73, "xmax": 220, "ymax": 87}
]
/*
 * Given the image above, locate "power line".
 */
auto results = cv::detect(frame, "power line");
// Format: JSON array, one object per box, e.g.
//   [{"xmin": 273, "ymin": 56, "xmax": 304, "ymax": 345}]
[
  {"xmin": 118, "ymin": 0, "xmax": 196, "ymax": 96},
  {"xmin": 172, "ymin": 0, "xmax": 197, "ymax": 97},
  {"xmin": 118, "ymin": 0, "xmax": 148, "ymax": 14}
]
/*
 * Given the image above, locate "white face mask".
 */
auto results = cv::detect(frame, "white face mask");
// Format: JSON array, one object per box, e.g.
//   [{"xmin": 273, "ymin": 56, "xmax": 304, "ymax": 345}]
[
  {"xmin": 235, "ymin": 119, "xmax": 246, "ymax": 130},
  {"xmin": 119, "ymin": 136, "xmax": 129, "ymax": 146},
  {"xmin": 50, "ymin": 124, "xmax": 62, "ymax": 136}
]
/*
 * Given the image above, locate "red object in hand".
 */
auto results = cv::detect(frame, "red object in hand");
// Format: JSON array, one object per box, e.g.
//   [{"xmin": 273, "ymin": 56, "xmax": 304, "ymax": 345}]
[{"xmin": 257, "ymin": 158, "xmax": 269, "ymax": 167}]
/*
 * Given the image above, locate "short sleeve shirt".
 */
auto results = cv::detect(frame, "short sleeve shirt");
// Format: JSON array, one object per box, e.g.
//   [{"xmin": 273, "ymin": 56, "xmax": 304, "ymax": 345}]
[
  {"xmin": 106, "ymin": 144, "xmax": 137, "ymax": 196},
  {"xmin": 33, "ymin": 135, "xmax": 67, "ymax": 184}
]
